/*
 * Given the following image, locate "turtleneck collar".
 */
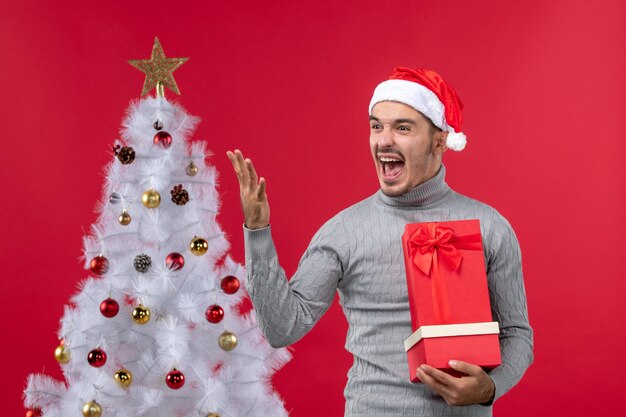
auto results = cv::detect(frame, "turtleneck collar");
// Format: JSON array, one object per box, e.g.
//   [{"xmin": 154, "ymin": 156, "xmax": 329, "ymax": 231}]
[{"xmin": 377, "ymin": 165, "xmax": 451, "ymax": 207}]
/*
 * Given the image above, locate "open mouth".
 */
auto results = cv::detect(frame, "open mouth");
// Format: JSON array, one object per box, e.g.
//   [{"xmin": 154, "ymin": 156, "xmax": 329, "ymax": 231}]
[{"xmin": 379, "ymin": 156, "xmax": 405, "ymax": 181}]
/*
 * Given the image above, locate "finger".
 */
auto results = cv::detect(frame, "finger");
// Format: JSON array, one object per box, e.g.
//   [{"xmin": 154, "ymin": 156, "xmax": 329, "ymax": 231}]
[
  {"xmin": 449, "ymin": 360, "xmax": 482, "ymax": 377},
  {"xmin": 419, "ymin": 365, "xmax": 456, "ymax": 387},
  {"xmin": 226, "ymin": 150, "xmax": 238, "ymax": 169},
  {"xmin": 416, "ymin": 367, "xmax": 453, "ymax": 398},
  {"xmin": 227, "ymin": 151, "xmax": 246, "ymax": 187},
  {"xmin": 255, "ymin": 177, "xmax": 267, "ymax": 201},
  {"xmin": 226, "ymin": 151, "xmax": 241, "ymax": 173},
  {"xmin": 233, "ymin": 150, "xmax": 249, "ymax": 185},
  {"xmin": 245, "ymin": 159, "xmax": 258, "ymax": 191},
  {"xmin": 227, "ymin": 150, "xmax": 243, "ymax": 175}
]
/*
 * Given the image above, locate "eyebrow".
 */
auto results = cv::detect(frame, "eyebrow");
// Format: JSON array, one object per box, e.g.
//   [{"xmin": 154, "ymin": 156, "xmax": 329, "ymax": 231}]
[
  {"xmin": 394, "ymin": 118, "xmax": 417, "ymax": 125},
  {"xmin": 369, "ymin": 116, "xmax": 417, "ymax": 125}
]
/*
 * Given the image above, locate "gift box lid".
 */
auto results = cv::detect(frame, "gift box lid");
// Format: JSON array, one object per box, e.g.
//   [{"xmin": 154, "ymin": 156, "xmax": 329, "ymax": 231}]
[{"xmin": 404, "ymin": 321, "xmax": 500, "ymax": 352}]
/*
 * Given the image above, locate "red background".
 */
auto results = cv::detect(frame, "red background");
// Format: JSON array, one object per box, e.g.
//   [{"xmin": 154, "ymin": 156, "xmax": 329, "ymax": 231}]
[{"xmin": 1, "ymin": 0, "xmax": 624, "ymax": 415}]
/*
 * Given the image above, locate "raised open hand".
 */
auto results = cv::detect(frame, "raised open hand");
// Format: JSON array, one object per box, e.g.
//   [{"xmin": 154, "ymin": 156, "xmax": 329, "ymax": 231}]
[{"xmin": 226, "ymin": 149, "xmax": 270, "ymax": 230}]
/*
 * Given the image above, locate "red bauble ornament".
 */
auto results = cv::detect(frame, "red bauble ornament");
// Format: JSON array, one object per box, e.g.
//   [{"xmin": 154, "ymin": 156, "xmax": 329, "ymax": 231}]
[
  {"xmin": 165, "ymin": 369, "xmax": 185, "ymax": 389},
  {"xmin": 100, "ymin": 297, "xmax": 119, "ymax": 318},
  {"xmin": 153, "ymin": 131, "xmax": 172, "ymax": 149},
  {"xmin": 25, "ymin": 408, "xmax": 42, "ymax": 417},
  {"xmin": 205, "ymin": 305, "xmax": 224, "ymax": 323},
  {"xmin": 165, "ymin": 252, "xmax": 185, "ymax": 270},
  {"xmin": 89, "ymin": 256, "xmax": 109, "ymax": 275},
  {"xmin": 220, "ymin": 276, "xmax": 240, "ymax": 295},
  {"xmin": 87, "ymin": 348, "xmax": 107, "ymax": 368}
]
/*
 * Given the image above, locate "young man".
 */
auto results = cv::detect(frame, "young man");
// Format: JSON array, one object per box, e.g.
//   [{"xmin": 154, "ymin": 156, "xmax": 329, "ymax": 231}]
[{"xmin": 227, "ymin": 68, "xmax": 533, "ymax": 416}]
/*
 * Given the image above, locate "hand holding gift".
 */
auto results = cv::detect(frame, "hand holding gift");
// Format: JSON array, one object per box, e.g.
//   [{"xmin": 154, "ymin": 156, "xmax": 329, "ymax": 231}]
[{"xmin": 416, "ymin": 360, "xmax": 496, "ymax": 406}]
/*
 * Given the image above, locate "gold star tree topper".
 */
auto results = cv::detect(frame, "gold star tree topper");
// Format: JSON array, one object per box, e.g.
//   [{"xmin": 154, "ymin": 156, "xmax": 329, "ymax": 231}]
[{"xmin": 129, "ymin": 37, "xmax": 189, "ymax": 97}]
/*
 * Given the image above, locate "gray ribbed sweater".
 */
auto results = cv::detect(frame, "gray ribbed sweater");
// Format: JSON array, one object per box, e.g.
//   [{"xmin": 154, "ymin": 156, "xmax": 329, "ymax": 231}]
[{"xmin": 243, "ymin": 166, "xmax": 533, "ymax": 416}]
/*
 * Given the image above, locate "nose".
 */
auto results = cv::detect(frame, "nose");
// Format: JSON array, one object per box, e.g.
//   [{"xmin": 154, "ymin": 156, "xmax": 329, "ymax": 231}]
[{"xmin": 378, "ymin": 126, "xmax": 394, "ymax": 147}]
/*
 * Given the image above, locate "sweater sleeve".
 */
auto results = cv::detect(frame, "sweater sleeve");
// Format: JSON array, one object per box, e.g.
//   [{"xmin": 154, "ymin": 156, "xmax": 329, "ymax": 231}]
[
  {"xmin": 243, "ymin": 219, "xmax": 345, "ymax": 348},
  {"xmin": 484, "ymin": 213, "xmax": 534, "ymax": 402}
]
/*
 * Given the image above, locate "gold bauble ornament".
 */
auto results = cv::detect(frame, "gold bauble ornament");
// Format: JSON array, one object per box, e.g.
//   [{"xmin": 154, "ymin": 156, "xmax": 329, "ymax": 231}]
[
  {"xmin": 82, "ymin": 400, "xmax": 102, "ymax": 417},
  {"xmin": 132, "ymin": 304, "xmax": 151, "ymax": 324},
  {"xmin": 54, "ymin": 344, "xmax": 71, "ymax": 364},
  {"xmin": 218, "ymin": 331, "xmax": 237, "ymax": 351},
  {"xmin": 186, "ymin": 162, "xmax": 198, "ymax": 176},
  {"xmin": 114, "ymin": 369, "xmax": 133, "ymax": 388},
  {"xmin": 207, "ymin": 414, "xmax": 220, "ymax": 417},
  {"xmin": 142, "ymin": 189, "xmax": 161, "ymax": 208},
  {"xmin": 118, "ymin": 210, "xmax": 131, "ymax": 225},
  {"xmin": 189, "ymin": 236, "xmax": 208, "ymax": 256}
]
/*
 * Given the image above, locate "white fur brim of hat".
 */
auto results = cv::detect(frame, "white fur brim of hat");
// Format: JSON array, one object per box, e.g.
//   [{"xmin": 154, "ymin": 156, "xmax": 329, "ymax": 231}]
[{"xmin": 368, "ymin": 79, "xmax": 467, "ymax": 151}]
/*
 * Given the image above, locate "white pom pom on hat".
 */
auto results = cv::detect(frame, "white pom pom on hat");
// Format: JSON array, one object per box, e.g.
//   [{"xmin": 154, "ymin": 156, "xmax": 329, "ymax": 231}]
[
  {"xmin": 446, "ymin": 131, "xmax": 467, "ymax": 151},
  {"xmin": 369, "ymin": 67, "xmax": 467, "ymax": 151}
]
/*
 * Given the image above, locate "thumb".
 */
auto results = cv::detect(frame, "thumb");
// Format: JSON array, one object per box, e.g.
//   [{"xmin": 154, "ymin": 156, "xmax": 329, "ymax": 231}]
[{"xmin": 449, "ymin": 360, "xmax": 482, "ymax": 376}]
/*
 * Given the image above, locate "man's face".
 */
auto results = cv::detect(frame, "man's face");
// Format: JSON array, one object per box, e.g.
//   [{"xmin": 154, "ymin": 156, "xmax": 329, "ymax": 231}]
[{"xmin": 369, "ymin": 101, "xmax": 445, "ymax": 197}]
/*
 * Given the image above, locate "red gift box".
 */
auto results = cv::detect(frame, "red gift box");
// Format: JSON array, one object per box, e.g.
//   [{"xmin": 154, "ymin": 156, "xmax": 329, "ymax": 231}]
[{"xmin": 402, "ymin": 220, "xmax": 501, "ymax": 383}]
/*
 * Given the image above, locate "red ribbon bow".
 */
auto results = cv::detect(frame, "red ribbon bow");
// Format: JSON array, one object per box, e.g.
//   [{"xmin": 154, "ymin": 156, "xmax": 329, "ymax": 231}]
[{"xmin": 408, "ymin": 224, "xmax": 482, "ymax": 323}]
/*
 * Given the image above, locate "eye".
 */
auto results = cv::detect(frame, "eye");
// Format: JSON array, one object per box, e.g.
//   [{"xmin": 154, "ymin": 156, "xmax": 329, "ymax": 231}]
[
  {"xmin": 398, "ymin": 125, "xmax": 411, "ymax": 132},
  {"xmin": 370, "ymin": 123, "xmax": 382, "ymax": 130}
]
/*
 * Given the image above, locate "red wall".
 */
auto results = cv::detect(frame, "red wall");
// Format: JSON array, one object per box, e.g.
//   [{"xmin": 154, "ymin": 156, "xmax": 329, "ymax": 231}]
[{"xmin": 2, "ymin": 0, "xmax": 624, "ymax": 415}]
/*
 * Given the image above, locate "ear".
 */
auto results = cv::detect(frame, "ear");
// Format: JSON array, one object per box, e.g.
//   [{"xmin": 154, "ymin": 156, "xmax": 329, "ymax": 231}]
[{"xmin": 434, "ymin": 131, "xmax": 449, "ymax": 154}]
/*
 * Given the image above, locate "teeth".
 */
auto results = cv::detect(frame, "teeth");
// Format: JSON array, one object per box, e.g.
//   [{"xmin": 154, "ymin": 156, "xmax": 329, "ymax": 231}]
[{"xmin": 379, "ymin": 157, "xmax": 401, "ymax": 162}]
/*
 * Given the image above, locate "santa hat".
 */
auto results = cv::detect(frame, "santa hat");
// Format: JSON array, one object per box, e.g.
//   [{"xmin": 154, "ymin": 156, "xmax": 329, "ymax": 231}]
[{"xmin": 369, "ymin": 67, "xmax": 467, "ymax": 151}]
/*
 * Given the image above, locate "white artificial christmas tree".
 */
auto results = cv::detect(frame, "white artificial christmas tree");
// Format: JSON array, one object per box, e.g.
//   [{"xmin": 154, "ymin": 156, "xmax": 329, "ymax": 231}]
[{"xmin": 24, "ymin": 38, "xmax": 291, "ymax": 417}]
